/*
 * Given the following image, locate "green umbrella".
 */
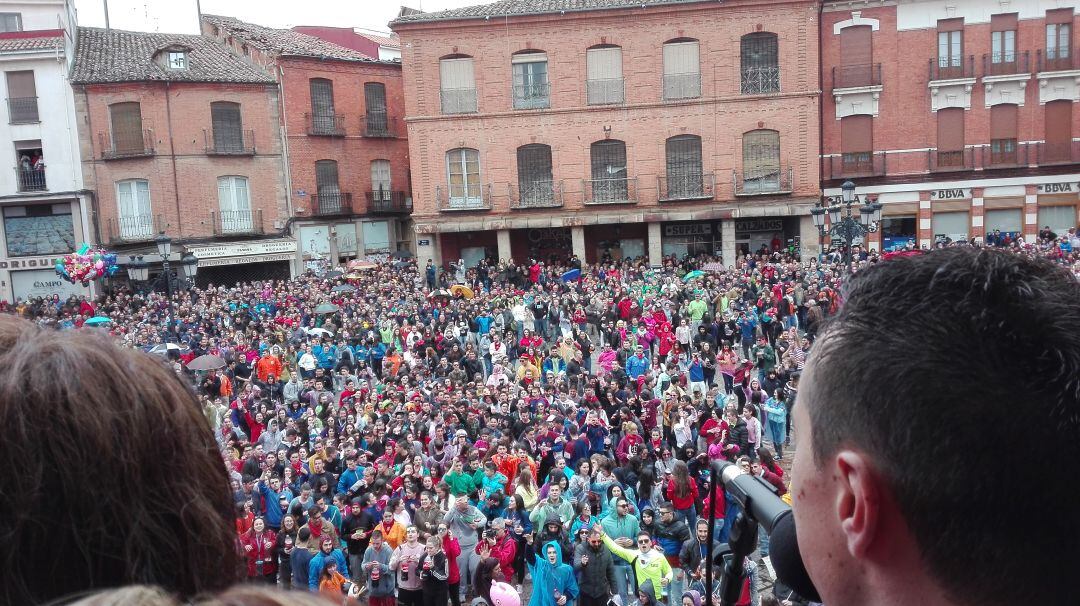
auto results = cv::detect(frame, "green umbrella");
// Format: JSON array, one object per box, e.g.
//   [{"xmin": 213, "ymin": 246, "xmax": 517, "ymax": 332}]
[{"xmin": 315, "ymin": 303, "xmax": 340, "ymax": 315}]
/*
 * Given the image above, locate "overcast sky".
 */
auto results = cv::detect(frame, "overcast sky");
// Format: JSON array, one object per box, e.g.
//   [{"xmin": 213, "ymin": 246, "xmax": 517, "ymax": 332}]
[{"xmin": 73, "ymin": 0, "xmax": 478, "ymax": 34}]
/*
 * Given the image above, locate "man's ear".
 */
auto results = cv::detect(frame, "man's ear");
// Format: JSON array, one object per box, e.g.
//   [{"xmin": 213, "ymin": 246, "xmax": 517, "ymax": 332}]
[{"xmin": 834, "ymin": 450, "xmax": 883, "ymax": 559}]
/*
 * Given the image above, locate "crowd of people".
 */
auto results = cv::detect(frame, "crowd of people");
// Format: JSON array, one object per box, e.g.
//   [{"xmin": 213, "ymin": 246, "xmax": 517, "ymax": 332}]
[{"xmin": 2, "ymin": 231, "xmax": 1078, "ymax": 606}]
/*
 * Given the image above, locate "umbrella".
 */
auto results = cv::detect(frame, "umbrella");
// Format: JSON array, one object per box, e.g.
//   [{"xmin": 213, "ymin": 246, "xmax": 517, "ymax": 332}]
[
  {"xmin": 325, "ymin": 270, "xmax": 343, "ymax": 279},
  {"xmin": 683, "ymin": 270, "xmax": 706, "ymax": 282},
  {"xmin": 561, "ymin": 268, "xmax": 582, "ymax": 282},
  {"xmin": 702, "ymin": 262, "xmax": 725, "ymax": 272},
  {"xmin": 331, "ymin": 284, "xmax": 357, "ymax": 293},
  {"xmin": 84, "ymin": 316, "xmax": 112, "ymax": 326},
  {"xmin": 304, "ymin": 327, "xmax": 335, "ymax": 338},
  {"xmin": 315, "ymin": 303, "xmax": 340, "ymax": 315},
  {"xmin": 428, "ymin": 289, "xmax": 451, "ymax": 299},
  {"xmin": 450, "ymin": 284, "xmax": 475, "ymax": 299},
  {"xmin": 344, "ymin": 272, "xmax": 365, "ymax": 280},
  {"xmin": 392, "ymin": 249, "xmax": 414, "ymax": 259},
  {"xmin": 347, "ymin": 260, "xmax": 377, "ymax": 271},
  {"xmin": 187, "ymin": 354, "xmax": 226, "ymax": 371},
  {"xmin": 148, "ymin": 343, "xmax": 184, "ymax": 355},
  {"xmin": 393, "ymin": 260, "xmax": 411, "ymax": 269}
]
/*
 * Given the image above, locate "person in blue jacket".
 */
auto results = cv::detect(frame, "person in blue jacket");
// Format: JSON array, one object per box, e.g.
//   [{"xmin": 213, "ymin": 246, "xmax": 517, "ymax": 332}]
[
  {"xmin": 625, "ymin": 346, "xmax": 650, "ymax": 380},
  {"xmin": 313, "ymin": 342, "xmax": 337, "ymax": 371},
  {"xmin": 525, "ymin": 537, "xmax": 579, "ymax": 606},
  {"xmin": 308, "ymin": 535, "xmax": 348, "ymax": 590},
  {"xmin": 256, "ymin": 471, "xmax": 288, "ymax": 531}
]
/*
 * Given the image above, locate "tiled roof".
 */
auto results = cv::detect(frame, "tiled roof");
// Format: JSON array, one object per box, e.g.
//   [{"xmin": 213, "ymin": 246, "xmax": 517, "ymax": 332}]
[
  {"xmin": 390, "ymin": 0, "xmax": 709, "ymax": 24},
  {"xmin": 70, "ymin": 27, "xmax": 276, "ymax": 84},
  {"xmin": 0, "ymin": 35, "xmax": 62, "ymax": 53},
  {"xmin": 356, "ymin": 31, "xmax": 400, "ymax": 49},
  {"xmin": 203, "ymin": 14, "xmax": 376, "ymax": 62}
]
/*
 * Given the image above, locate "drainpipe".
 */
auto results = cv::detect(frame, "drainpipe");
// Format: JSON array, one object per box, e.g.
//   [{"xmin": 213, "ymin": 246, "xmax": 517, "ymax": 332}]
[
  {"xmin": 164, "ymin": 81, "xmax": 183, "ymax": 239},
  {"xmin": 276, "ymin": 63, "xmax": 303, "ymax": 277}
]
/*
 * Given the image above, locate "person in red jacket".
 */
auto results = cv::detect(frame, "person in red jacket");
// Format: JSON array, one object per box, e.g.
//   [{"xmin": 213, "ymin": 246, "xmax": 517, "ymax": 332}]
[
  {"xmin": 477, "ymin": 519, "xmax": 517, "ymax": 585},
  {"xmin": 240, "ymin": 517, "xmax": 278, "ymax": 583},
  {"xmin": 440, "ymin": 524, "xmax": 463, "ymax": 606},
  {"xmin": 665, "ymin": 460, "xmax": 700, "ymax": 529}
]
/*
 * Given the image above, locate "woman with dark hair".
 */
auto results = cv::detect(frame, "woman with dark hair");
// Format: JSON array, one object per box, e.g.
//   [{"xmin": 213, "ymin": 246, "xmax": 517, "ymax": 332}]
[
  {"xmin": 0, "ymin": 315, "xmax": 241, "ymax": 605},
  {"xmin": 665, "ymin": 460, "xmax": 700, "ymax": 528},
  {"xmin": 506, "ymin": 493, "xmax": 533, "ymax": 592},
  {"xmin": 275, "ymin": 514, "xmax": 300, "ymax": 589}
]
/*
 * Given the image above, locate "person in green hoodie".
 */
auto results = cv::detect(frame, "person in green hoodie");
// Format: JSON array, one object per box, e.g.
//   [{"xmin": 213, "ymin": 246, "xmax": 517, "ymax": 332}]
[
  {"xmin": 596, "ymin": 524, "xmax": 672, "ymax": 603},
  {"xmin": 600, "ymin": 497, "xmax": 640, "ymax": 604},
  {"xmin": 443, "ymin": 458, "xmax": 476, "ymax": 498}
]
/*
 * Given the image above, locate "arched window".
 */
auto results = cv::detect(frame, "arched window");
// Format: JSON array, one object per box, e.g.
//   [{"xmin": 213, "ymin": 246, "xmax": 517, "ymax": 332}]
[
  {"xmin": 741, "ymin": 129, "xmax": 782, "ymax": 193},
  {"xmin": 588, "ymin": 139, "xmax": 629, "ymax": 204},
  {"xmin": 741, "ymin": 33, "xmax": 779, "ymax": 94},
  {"xmin": 664, "ymin": 135, "xmax": 705, "ymax": 199},
  {"xmin": 217, "ymin": 176, "xmax": 252, "ymax": 233},
  {"xmin": 440, "ymin": 56, "xmax": 477, "ymax": 114},
  {"xmin": 512, "ymin": 50, "xmax": 550, "ymax": 109},
  {"xmin": 446, "ymin": 148, "xmax": 482, "ymax": 208},
  {"xmin": 210, "ymin": 101, "xmax": 243, "ymax": 153},
  {"xmin": 516, "ymin": 144, "xmax": 555, "ymax": 207},
  {"xmin": 663, "ymin": 39, "xmax": 700, "ymax": 100},
  {"xmin": 586, "ymin": 45, "xmax": 623, "ymax": 105}
]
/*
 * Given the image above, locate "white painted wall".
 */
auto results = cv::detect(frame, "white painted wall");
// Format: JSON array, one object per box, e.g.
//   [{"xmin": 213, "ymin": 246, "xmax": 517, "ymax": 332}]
[{"xmin": 897, "ymin": 0, "xmax": 1065, "ymax": 31}]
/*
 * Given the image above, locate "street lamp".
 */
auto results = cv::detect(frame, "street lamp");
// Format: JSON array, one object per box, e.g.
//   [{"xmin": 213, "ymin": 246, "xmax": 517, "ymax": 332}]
[
  {"xmin": 180, "ymin": 253, "xmax": 199, "ymax": 282},
  {"xmin": 126, "ymin": 234, "xmax": 198, "ymax": 342},
  {"xmin": 126, "ymin": 255, "xmax": 149, "ymax": 282},
  {"xmin": 814, "ymin": 180, "xmax": 881, "ymax": 272}
]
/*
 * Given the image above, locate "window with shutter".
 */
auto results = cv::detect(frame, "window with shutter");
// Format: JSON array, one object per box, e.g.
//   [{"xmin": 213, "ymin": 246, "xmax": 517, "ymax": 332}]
[
  {"xmin": 446, "ymin": 148, "xmax": 482, "ymax": 208},
  {"xmin": 586, "ymin": 46, "xmax": 624, "ymax": 105},
  {"xmin": 364, "ymin": 82, "xmax": 389, "ymax": 134},
  {"xmin": 741, "ymin": 130, "xmax": 781, "ymax": 193},
  {"xmin": 5, "ymin": 71, "xmax": 37, "ymax": 122},
  {"xmin": 109, "ymin": 102, "xmax": 144, "ymax": 154},
  {"xmin": 1046, "ymin": 11, "xmax": 1073, "ymax": 70},
  {"xmin": 989, "ymin": 104, "xmax": 1018, "ymax": 164},
  {"xmin": 0, "ymin": 13, "xmax": 21, "ymax": 33},
  {"xmin": 741, "ymin": 33, "xmax": 779, "ymax": 94},
  {"xmin": 116, "ymin": 179, "xmax": 152, "ymax": 239},
  {"xmin": 838, "ymin": 25, "xmax": 873, "ymax": 87},
  {"xmin": 990, "ymin": 14, "xmax": 1018, "ymax": 70},
  {"xmin": 309, "ymin": 79, "xmax": 337, "ymax": 134},
  {"xmin": 590, "ymin": 139, "xmax": 628, "ymax": 203},
  {"xmin": 665, "ymin": 135, "xmax": 704, "ymax": 199},
  {"xmin": 663, "ymin": 40, "xmax": 701, "ymax": 100},
  {"xmin": 315, "ymin": 160, "xmax": 342, "ymax": 213},
  {"xmin": 516, "ymin": 144, "xmax": 555, "ymax": 207},
  {"xmin": 840, "ymin": 115, "xmax": 873, "ymax": 172},
  {"xmin": 932, "ymin": 211, "xmax": 969, "ymax": 243},
  {"xmin": 217, "ymin": 176, "xmax": 252, "ymax": 233},
  {"xmin": 1043, "ymin": 100, "xmax": 1073, "ymax": 162},
  {"xmin": 935, "ymin": 108, "xmax": 965, "ymax": 168},
  {"xmin": 512, "ymin": 51, "xmax": 550, "ymax": 109},
  {"xmin": 985, "ymin": 209, "xmax": 1022, "ymax": 236},
  {"xmin": 1037, "ymin": 206, "xmax": 1077, "ymax": 235},
  {"xmin": 440, "ymin": 58, "xmax": 477, "ymax": 114},
  {"xmin": 371, "ymin": 160, "xmax": 392, "ymax": 199},
  {"xmin": 210, "ymin": 102, "xmax": 243, "ymax": 153}
]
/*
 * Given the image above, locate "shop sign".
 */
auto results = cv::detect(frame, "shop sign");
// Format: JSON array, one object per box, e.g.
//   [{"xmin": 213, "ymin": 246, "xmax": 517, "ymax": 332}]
[
  {"xmin": 528, "ymin": 228, "xmax": 571, "ymax": 248},
  {"xmin": 1037, "ymin": 182, "xmax": 1078, "ymax": 194},
  {"xmin": 735, "ymin": 218, "xmax": 783, "ymax": 233},
  {"xmin": 0, "ymin": 256, "xmax": 64, "ymax": 270},
  {"xmin": 10, "ymin": 269, "xmax": 88, "ymax": 300},
  {"xmin": 189, "ymin": 240, "xmax": 297, "ymax": 260},
  {"xmin": 197, "ymin": 253, "xmax": 296, "ymax": 268},
  {"xmin": 930, "ymin": 188, "xmax": 971, "ymax": 200},
  {"xmin": 663, "ymin": 223, "xmax": 712, "ymax": 237},
  {"xmin": 417, "ymin": 239, "xmax": 431, "ymax": 246}
]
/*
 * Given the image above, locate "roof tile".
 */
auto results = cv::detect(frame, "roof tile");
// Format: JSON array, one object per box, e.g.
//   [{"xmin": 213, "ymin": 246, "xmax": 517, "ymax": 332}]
[
  {"xmin": 390, "ymin": 0, "xmax": 709, "ymax": 25},
  {"xmin": 203, "ymin": 14, "xmax": 376, "ymax": 62},
  {"xmin": 0, "ymin": 36, "xmax": 62, "ymax": 53}
]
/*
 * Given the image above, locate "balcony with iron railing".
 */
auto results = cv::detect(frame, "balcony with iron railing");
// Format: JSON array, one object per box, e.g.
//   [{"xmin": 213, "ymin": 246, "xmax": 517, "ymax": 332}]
[
  {"xmin": 436, "ymin": 184, "xmax": 492, "ymax": 211},
  {"xmin": 832, "ymin": 63, "xmax": 882, "ymax": 89},
  {"xmin": 106, "ymin": 214, "xmax": 165, "ymax": 244},
  {"xmin": 441, "ymin": 88, "xmax": 478, "ymax": 114},
  {"xmin": 310, "ymin": 192, "xmax": 354, "ymax": 216},
  {"xmin": 305, "ymin": 113, "xmax": 346, "ymax": 136},
  {"xmin": 14, "ymin": 166, "xmax": 46, "ymax": 192},
  {"xmin": 586, "ymin": 78, "xmax": 624, "ymax": 105},
  {"xmin": 658, "ymin": 173, "xmax": 715, "ymax": 201},
  {"xmin": 740, "ymin": 67, "xmax": 781, "ymax": 94},
  {"xmin": 734, "ymin": 167, "xmax": 793, "ymax": 196},
  {"xmin": 929, "ymin": 55, "xmax": 975, "ymax": 81},
  {"xmin": 824, "ymin": 152, "xmax": 887, "ymax": 180},
  {"xmin": 509, "ymin": 180, "xmax": 563, "ymax": 209},
  {"xmin": 1037, "ymin": 47, "xmax": 1078, "ymax": 72},
  {"xmin": 663, "ymin": 73, "xmax": 701, "ymax": 100},
  {"xmin": 203, "ymin": 128, "xmax": 256, "ymax": 155},
  {"xmin": 367, "ymin": 190, "xmax": 412, "ymax": 213},
  {"xmin": 583, "ymin": 177, "xmax": 637, "ymax": 205},
  {"xmin": 928, "ymin": 148, "xmax": 976, "ymax": 172},
  {"xmin": 983, "ymin": 51, "xmax": 1030, "ymax": 77},
  {"xmin": 212, "ymin": 209, "xmax": 264, "ymax": 235},
  {"xmin": 363, "ymin": 113, "xmax": 398, "ymax": 138},
  {"xmin": 7, "ymin": 96, "xmax": 39, "ymax": 123},
  {"xmin": 981, "ymin": 142, "xmax": 1030, "ymax": 169},
  {"xmin": 99, "ymin": 130, "xmax": 155, "ymax": 160},
  {"xmin": 1035, "ymin": 140, "xmax": 1080, "ymax": 165},
  {"xmin": 513, "ymin": 83, "xmax": 551, "ymax": 109}
]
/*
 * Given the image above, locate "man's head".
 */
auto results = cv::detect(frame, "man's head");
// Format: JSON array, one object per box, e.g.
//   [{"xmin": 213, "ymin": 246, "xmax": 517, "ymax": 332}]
[
  {"xmin": 792, "ymin": 249, "xmax": 1080, "ymax": 606},
  {"xmin": 320, "ymin": 537, "xmax": 334, "ymax": 554},
  {"xmin": 636, "ymin": 531, "xmax": 653, "ymax": 553}
]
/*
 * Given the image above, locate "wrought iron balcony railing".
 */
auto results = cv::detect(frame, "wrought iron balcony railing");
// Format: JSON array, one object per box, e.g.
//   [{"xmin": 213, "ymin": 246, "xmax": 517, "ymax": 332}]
[
  {"xmin": 212, "ymin": 209, "xmax": 264, "ymax": 235},
  {"xmin": 310, "ymin": 192, "xmax": 354, "ymax": 216},
  {"xmin": 586, "ymin": 78, "xmax": 624, "ymax": 105},
  {"xmin": 832, "ymin": 63, "xmax": 882, "ymax": 88},
  {"xmin": 741, "ymin": 67, "xmax": 780, "ymax": 94},
  {"xmin": 106, "ymin": 214, "xmax": 165, "ymax": 243},
  {"xmin": 99, "ymin": 130, "xmax": 155, "ymax": 160},
  {"xmin": 658, "ymin": 173, "xmax": 715, "ymax": 201},
  {"xmin": 733, "ymin": 167, "xmax": 792, "ymax": 196},
  {"xmin": 305, "ymin": 113, "xmax": 346, "ymax": 136},
  {"xmin": 664, "ymin": 73, "xmax": 702, "ymax": 100},
  {"xmin": 14, "ymin": 166, "xmax": 46, "ymax": 192},
  {"xmin": 436, "ymin": 184, "xmax": 492, "ymax": 211},
  {"xmin": 366, "ymin": 190, "xmax": 412, "ymax": 213},
  {"xmin": 583, "ymin": 177, "xmax": 637, "ymax": 205},
  {"xmin": 441, "ymin": 88, "xmax": 478, "ymax": 114},
  {"xmin": 7, "ymin": 96, "xmax": 38, "ymax": 123},
  {"xmin": 509, "ymin": 180, "xmax": 563, "ymax": 209},
  {"xmin": 203, "ymin": 128, "xmax": 256, "ymax": 155},
  {"xmin": 513, "ymin": 83, "xmax": 551, "ymax": 109}
]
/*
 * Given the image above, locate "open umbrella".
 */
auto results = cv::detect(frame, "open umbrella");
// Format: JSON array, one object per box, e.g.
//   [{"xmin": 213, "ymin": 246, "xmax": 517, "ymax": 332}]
[
  {"xmin": 325, "ymin": 270, "xmax": 344, "ymax": 279},
  {"xmin": 344, "ymin": 272, "xmax": 365, "ymax": 280},
  {"xmin": 315, "ymin": 303, "xmax": 340, "ymax": 315},
  {"xmin": 392, "ymin": 249, "xmax": 414, "ymax": 259},
  {"xmin": 331, "ymin": 284, "xmax": 357, "ymax": 294},
  {"xmin": 187, "ymin": 354, "xmax": 226, "ymax": 371},
  {"xmin": 347, "ymin": 260, "xmax": 378, "ymax": 271},
  {"xmin": 304, "ymin": 327, "xmax": 335, "ymax": 338},
  {"xmin": 682, "ymin": 270, "xmax": 706, "ymax": 282},
  {"xmin": 148, "ymin": 343, "xmax": 185, "ymax": 355},
  {"xmin": 393, "ymin": 260, "xmax": 411, "ymax": 269},
  {"xmin": 450, "ymin": 284, "xmax": 475, "ymax": 299},
  {"xmin": 561, "ymin": 268, "xmax": 582, "ymax": 282},
  {"xmin": 702, "ymin": 262, "xmax": 725, "ymax": 272},
  {"xmin": 84, "ymin": 316, "xmax": 112, "ymax": 326},
  {"xmin": 428, "ymin": 289, "xmax": 451, "ymax": 300}
]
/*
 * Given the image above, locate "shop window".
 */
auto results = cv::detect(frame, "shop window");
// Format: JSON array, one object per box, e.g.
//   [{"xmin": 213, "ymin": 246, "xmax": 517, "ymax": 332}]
[
  {"xmin": 363, "ymin": 221, "xmax": 391, "ymax": 253},
  {"xmin": 1038, "ymin": 206, "xmax": 1077, "ymax": 235},
  {"xmin": 880, "ymin": 216, "xmax": 917, "ymax": 251},
  {"xmin": 932, "ymin": 211, "xmax": 969, "ymax": 244}
]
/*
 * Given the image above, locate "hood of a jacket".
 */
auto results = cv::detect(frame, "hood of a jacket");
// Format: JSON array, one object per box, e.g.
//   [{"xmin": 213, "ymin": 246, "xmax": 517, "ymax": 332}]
[
  {"xmin": 639, "ymin": 580, "xmax": 658, "ymax": 606},
  {"xmin": 541, "ymin": 540, "xmax": 564, "ymax": 567}
]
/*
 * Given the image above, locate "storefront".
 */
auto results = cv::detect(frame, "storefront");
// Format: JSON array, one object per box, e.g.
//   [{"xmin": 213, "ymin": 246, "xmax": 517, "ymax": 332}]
[
  {"xmin": 733, "ymin": 217, "xmax": 798, "ymax": 257},
  {"xmin": 660, "ymin": 221, "xmax": 721, "ymax": 258},
  {"xmin": 188, "ymin": 239, "xmax": 296, "ymax": 287},
  {"xmin": 509, "ymin": 227, "xmax": 573, "ymax": 262},
  {"xmin": 5, "ymin": 266, "xmax": 89, "ymax": 302},
  {"xmin": 1035, "ymin": 181, "xmax": 1079, "ymax": 236}
]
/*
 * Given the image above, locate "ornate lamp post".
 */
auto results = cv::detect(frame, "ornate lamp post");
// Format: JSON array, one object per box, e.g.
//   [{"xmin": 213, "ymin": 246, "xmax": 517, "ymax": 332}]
[
  {"xmin": 811, "ymin": 179, "xmax": 882, "ymax": 271},
  {"xmin": 126, "ymin": 234, "xmax": 199, "ymax": 341}
]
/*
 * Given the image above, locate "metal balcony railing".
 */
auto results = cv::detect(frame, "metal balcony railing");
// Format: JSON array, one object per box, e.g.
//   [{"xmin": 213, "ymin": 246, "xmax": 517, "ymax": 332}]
[
  {"xmin": 928, "ymin": 148, "xmax": 976, "ymax": 172},
  {"xmin": 824, "ymin": 152, "xmax": 887, "ymax": 180},
  {"xmin": 106, "ymin": 214, "xmax": 165, "ymax": 243},
  {"xmin": 212, "ymin": 209, "xmax": 263, "ymax": 235},
  {"xmin": 983, "ymin": 51, "xmax": 1030, "ymax": 76},
  {"xmin": 929, "ymin": 55, "xmax": 975, "ymax": 80},
  {"xmin": 664, "ymin": 73, "xmax": 702, "ymax": 100},
  {"xmin": 513, "ymin": 83, "xmax": 551, "ymax": 109},
  {"xmin": 310, "ymin": 192, "xmax": 354, "ymax": 216},
  {"xmin": 99, "ymin": 130, "xmax": 155, "ymax": 160},
  {"xmin": 305, "ymin": 113, "xmax": 346, "ymax": 136},
  {"xmin": 366, "ymin": 190, "xmax": 412, "ymax": 213},
  {"xmin": 740, "ymin": 67, "xmax": 781, "ymax": 94},
  {"xmin": 586, "ymin": 78, "xmax": 624, "ymax": 105},
  {"xmin": 7, "ymin": 96, "xmax": 39, "ymax": 123},
  {"xmin": 1037, "ymin": 47, "xmax": 1078, "ymax": 72},
  {"xmin": 14, "ymin": 167, "xmax": 46, "ymax": 192},
  {"xmin": 583, "ymin": 177, "xmax": 637, "ymax": 205},
  {"xmin": 203, "ymin": 128, "xmax": 256, "ymax": 155},
  {"xmin": 509, "ymin": 180, "xmax": 563, "ymax": 209},
  {"xmin": 363, "ymin": 114, "xmax": 397, "ymax": 138},
  {"xmin": 1035, "ymin": 141, "xmax": 1080, "ymax": 165},
  {"xmin": 658, "ymin": 173, "xmax": 715, "ymax": 201},
  {"xmin": 436, "ymin": 184, "xmax": 492, "ymax": 211},
  {"xmin": 832, "ymin": 63, "xmax": 882, "ymax": 88},
  {"xmin": 734, "ymin": 167, "xmax": 793, "ymax": 196},
  {"xmin": 981, "ymin": 142, "xmax": 1030, "ymax": 168},
  {"xmin": 441, "ymin": 88, "xmax": 478, "ymax": 114}
]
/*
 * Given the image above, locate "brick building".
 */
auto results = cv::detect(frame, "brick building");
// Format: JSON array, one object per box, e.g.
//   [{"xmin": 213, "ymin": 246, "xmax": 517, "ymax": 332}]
[
  {"xmin": 821, "ymin": 0, "xmax": 1080, "ymax": 250},
  {"xmin": 202, "ymin": 15, "xmax": 412, "ymax": 268},
  {"xmin": 71, "ymin": 27, "xmax": 293, "ymax": 285},
  {"xmin": 391, "ymin": 0, "xmax": 822, "ymax": 268},
  {"xmin": 292, "ymin": 26, "xmax": 402, "ymax": 62}
]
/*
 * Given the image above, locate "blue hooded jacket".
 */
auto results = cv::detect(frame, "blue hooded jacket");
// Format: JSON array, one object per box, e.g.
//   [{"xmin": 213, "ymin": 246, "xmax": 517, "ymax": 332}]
[{"xmin": 527, "ymin": 540, "xmax": 579, "ymax": 606}]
